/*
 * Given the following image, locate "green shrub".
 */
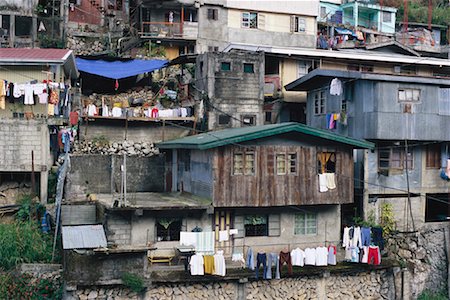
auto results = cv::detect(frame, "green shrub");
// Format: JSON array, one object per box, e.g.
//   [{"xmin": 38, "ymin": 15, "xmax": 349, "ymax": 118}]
[
  {"xmin": 121, "ymin": 272, "xmax": 145, "ymax": 293},
  {"xmin": 417, "ymin": 289, "xmax": 448, "ymax": 300},
  {"xmin": 0, "ymin": 221, "xmax": 53, "ymax": 270},
  {"xmin": 0, "ymin": 272, "xmax": 62, "ymax": 299}
]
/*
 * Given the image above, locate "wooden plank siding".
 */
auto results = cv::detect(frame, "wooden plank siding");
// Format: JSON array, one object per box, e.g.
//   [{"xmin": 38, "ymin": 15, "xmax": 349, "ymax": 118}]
[{"xmin": 213, "ymin": 145, "xmax": 354, "ymax": 207}]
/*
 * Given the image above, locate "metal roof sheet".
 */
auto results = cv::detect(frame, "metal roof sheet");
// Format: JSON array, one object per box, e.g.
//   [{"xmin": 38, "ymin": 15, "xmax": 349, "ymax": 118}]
[
  {"xmin": 62, "ymin": 225, "xmax": 107, "ymax": 250},
  {"xmin": 157, "ymin": 122, "xmax": 374, "ymax": 150},
  {"xmin": 0, "ymin": 48, "xmax": 72, "ymax": 62},
  {"xmin": 285, "ymin": 68, "xmax": 450, "ymax": 92}
]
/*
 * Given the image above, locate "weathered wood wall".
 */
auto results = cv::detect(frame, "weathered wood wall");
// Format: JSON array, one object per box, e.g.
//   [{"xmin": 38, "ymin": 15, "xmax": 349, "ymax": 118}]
[{"xmin": 213, "ymin": 145, "xmax": 353, "ymax": 207}]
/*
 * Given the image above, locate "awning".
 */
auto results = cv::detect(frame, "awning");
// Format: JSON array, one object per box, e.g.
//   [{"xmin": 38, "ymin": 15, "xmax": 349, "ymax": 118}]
[
  {"xmin": 62, "ymin": 225, "xmax": 107, "ymax": 249},
  {"xmin": 76, "ymin": 58, "xmax": 168, "ymax": 80},
  {"xmin": 335, "ymin": 27, "xmax": 354, "ymax": 35}
]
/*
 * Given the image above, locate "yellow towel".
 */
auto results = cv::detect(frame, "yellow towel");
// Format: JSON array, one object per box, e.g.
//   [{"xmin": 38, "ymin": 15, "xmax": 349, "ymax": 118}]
[{"xmin": 203, "ymin": 255, "xmax": 215, "ymax": 275}]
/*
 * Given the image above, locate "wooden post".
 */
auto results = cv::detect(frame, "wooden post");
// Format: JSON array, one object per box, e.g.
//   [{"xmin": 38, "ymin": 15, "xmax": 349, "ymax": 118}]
[
  {"xmin": 162, "ymin": 119, "xmax": 166, "ymax": 141},
  {"xmin": 180, "ymin": 6, "xmax": 184, "ymax": 36}
]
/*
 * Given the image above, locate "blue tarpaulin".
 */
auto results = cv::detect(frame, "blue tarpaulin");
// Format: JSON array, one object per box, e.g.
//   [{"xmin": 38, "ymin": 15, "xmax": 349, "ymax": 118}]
[{"xmin": 75, "ymin": 58, "xmax": 168, "ymax": 79}]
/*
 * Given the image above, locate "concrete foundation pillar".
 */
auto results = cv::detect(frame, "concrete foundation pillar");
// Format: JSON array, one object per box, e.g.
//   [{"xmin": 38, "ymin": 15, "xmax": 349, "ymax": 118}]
[
  {"xmin": 40, "ymin": 170, "xmax": 48, "ymax": 204},
  {"xmin": 9, "ymin": 14, "xmax": 14, "ymax": 47}
]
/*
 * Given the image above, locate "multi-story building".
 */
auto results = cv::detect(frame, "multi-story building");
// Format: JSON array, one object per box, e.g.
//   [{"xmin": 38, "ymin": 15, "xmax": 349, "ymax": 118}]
[
  {"xmin": 285, "ymin": 52, "xmax": 450, "ymax": 231},
  {"xmin": 137, "ymin": 0, "xmax": 318, "ymax": 59}
]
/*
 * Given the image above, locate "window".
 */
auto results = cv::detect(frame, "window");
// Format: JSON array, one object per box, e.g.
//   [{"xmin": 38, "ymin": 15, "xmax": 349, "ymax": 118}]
[
  {"xmin": 218, "ymin": 114, "xmax": 231, "ymax": 125},
  {"xmin": 382, "ymin": 11, "xmax": 392, "ymax": 23},
  {"xmin": 244, "ymin": 215, "xmax": 268, "ymax": 236},
  {"xmin": 107, "ymin": 0, "xmax": 123, "ymax": 10},
  {"xmin": 242, "ymin": 12, "xmax": 258, "ymax": 29},
  {"xmin": 395, "ymin": 65, "xmax": 417, "ymax": 75},
  {"xmin": 439, "ymin": 88, "xmax": 450, "ymax": 116},
  {"xmin": 314, "ymin": 90, "xmax": 326, "ymax": 115},
  {"xmin": 317, "ymin": 152, "xmax": 336, "ymax": 174},
  {"xmin": 208, "ymin": 46, "xmax": 219, "ymax": 52},
  {"xmin": 288, "ymin": 153, "xmax": 297, "ymax": 174},
  {"xmin": 276, "ymin": 154, "xmax": 286, "ymax": 175},
  {"xmin": 275, "ymin": 153, "xmax": 297, "ymax": 175},
  {"xmin": 265, "ymin": 111, "xmax": 272, "ymax": 123},
  {"xmin": 320, "ymin": 7, "xmax": 327, "ymax": 18},
  {"xmin": 156, "ymin": 218, "xmax": 182, "ymax": 241},
  {"xmin": 233, "ymin": 151, "xmax": 255, "ymax": 175},
  {"xmin": 426, "ymin": 144, "xmax": 441, "ymax": 169},
  {"xmin": 242, "ymin": 115, "xmax": 255, "ymax": 126},
  {"xmin": 378, "ymin": 147, "xmax": 413, "ymax": 170},
  {"xmin": 243, "ymin": 63, "xmax": 254, "ymax": 73},
  {"xmin": 425, "ymin": 193, "xmax": 450, "ymax": 222},
  {"xmin": 398, "ymin": 88, "xmax": 421, "ymax": 102},
  {"xmin": 184, "ymin": 8, "xmax": 198, "ymax": 22},
  {"xmin": 291, "ymin": 16, "xmax": 306, "ymax": 33},
  {"xmin": 15, "ymin": 16, "xmax": 31, "ymax": 36},
  {"xmin": 298, "ymin": 60, "xmax": 311, "ymax": 77},
  {"xmin": 294, "ymin": 212, "xmax": 317, "ymax": 235},
  {"xmin": 341, "ymin": 99, "xmax": 347, "ymax": 112},
  {"xmin": 207, "ymin": 8, "xmax": 218, "ymax": 20},
  {"xmin": 221, "ymin": 62, "xmax": 231, "ymax": 71}
]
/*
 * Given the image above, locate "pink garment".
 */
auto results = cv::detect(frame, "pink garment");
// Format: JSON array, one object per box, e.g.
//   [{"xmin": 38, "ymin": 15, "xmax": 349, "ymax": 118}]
[{"xmin": 446, "ymin": 159, "xmax": 450, "ymax": 178}]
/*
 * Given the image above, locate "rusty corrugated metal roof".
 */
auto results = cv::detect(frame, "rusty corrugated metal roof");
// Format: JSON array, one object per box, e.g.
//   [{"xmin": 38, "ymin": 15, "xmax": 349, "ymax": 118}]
[
  {"xmin": 0, "ymin": 48, "xmax": 72, "ymax": 62},
  {"xmin": 62, "ymin": 225, "xmax": 107, "ymax": 250}
]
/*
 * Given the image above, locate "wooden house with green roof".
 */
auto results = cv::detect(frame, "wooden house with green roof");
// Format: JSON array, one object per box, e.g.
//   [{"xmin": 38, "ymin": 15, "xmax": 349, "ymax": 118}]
[{"xmin": 158, "ymin": 122, "xmax": 373, "ymax": 254}]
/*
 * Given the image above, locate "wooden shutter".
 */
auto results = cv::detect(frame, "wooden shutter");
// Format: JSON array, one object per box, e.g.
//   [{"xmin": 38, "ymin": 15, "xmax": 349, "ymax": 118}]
[
  {"xmin": 290, "ymin": 15, "xmax": 296, "ymax": 33},
  {"xmin": 234, "ymin": 215, "xmax": 244, "ymax": 238},
  {"xmin": 268, "ymin": 214, "xmax": 280, "ymax": 236}
]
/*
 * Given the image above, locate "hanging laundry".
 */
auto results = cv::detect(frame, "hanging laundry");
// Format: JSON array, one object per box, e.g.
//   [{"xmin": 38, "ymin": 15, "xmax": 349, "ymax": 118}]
[
  {"xmin": 315, "ymin": 246, "xmax": 328, "ymax": 266},
  {"xmin": 446, "ymin": 159, "xmax": 450, "ymax": 178},
  {"xmin": 304, "ymin": 248, "xmax": 316, "ymax": 266},
  {"xmin": 327, "ymin": 245, "xmax": 337, "ymax": 265},
  {"xmin": 218, "ymin": 230, "xmax": 229, "ymax": 242},
  {"xmin": 23, "ymin": 83, "xmax": 34, "ymax": 105},
  {"xmin": 213, "ymin": 250, "xmax": 226, "ymax": 276},
  {"xmin": 279, "ymin": 251, "xmax": 293, "ymax": 275},
  {"xmin": 189, "ymin": 253, "xmax": 204, "ymax": 275},
  {"xmin": 0, "ymin": 80, "xmax": 5, "ymax": 109},
  {"xmin": 367, "ymin": 246, "xmax": 381, "ymax": 265},
  {"xmin": 325, "ymin": 173, "xmax": 336, "ymax": 189},
  {"xmin": 114, "ymin": 79, "xmax": 119, "ymax": 91},
  {"xmin": 7, "ymin": 82, "xmax": 14, "ymax": 103},
  {"xmin": 69, "ymin": 111, "xmax": 79, "ymax": 126},
  {"xmin": 266, "ymin": 253, "xmax": 280, "ymax": 279},
  {"xmin": 330, "ymin": 78, "xmax": 342, "ymax": 96},
  {"xmin": 255, "ymin": 252, "xmax": 267, "ymax": 279},
  {"xmin": 290, "ymin": 247, "xmax": 305, "ymax": 267},
  {"xmin": 87, "ymin": 104, "xmax": 97, "ymax": 116},
  {"xmin": 203, "ymin": 255, "xmax": 215, "ymax": 275},
  {"xmin": 246, "ymin": 247, "xmax": 255, "ymax": 270},
  {"xmin": 318, "ymin": 173, "xmax": 328, "ymax": 192}
]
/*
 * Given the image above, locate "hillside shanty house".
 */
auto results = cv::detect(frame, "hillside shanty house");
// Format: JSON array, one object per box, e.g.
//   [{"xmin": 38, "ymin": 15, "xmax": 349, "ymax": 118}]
[{"xmin": 157, "ymin": 122, "xmax": 374, "ymax": 255}]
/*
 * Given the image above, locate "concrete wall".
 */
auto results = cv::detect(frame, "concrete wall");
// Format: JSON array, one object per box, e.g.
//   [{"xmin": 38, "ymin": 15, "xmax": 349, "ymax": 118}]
[
  {"xmin": 0, "ymin": 119, "xmax": 50, "ymax": 202},
  {"xmin": 61, "ymin": 204, "xmax": 97, "ymax": 226},
  {"xmin": 106, "ymin": 210, "xmax": 212, "ymax": 255},
  {"xmin": 281, "ymin": 58, "xmax": 307, "ymax": 103},
  {"xmin": 195, "ymin": 51, "xmax": 264, "ymax": 130},
  {"xmin": 233, "ymin": 205, "xmax": 341, "ymax": 254},
  {"xmin": 66, "ymin": 154, "xmax": 166, "ymax": 199},
  {"xmin": 79, "ymin": 121, "xmax": 190, "ymax": 144},
  {"xmin": 64, "ymin": 250, "xmax": 147, "ymax": 286}
]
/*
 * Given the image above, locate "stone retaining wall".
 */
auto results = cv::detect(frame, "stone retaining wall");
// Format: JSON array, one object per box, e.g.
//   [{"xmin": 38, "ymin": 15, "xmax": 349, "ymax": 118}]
[
  {"xmin": 65, "ymin": 269, "xmax": 395, "ymax": 300},
  {"xmin": 386, "ymin": 225, "xmax": 449, "ymax": 298}
]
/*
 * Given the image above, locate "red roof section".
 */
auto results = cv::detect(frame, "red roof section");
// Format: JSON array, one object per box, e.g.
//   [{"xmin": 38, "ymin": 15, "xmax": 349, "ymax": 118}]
[{"xmin": 0, "ymin": 48, "xmax": 72, "ymax": 61}]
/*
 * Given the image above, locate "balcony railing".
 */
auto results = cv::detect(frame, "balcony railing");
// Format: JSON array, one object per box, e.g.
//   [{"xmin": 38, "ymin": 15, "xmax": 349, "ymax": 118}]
[{"xmin": 140, "ymin": 22, "xmax": 183, "ymax": 38}]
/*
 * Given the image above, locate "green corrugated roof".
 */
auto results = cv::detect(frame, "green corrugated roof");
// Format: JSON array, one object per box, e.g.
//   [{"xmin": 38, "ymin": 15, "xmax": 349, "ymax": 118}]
[{"xmin": 157, "ymin": 122, "xmax": 374, "ymax": 150}]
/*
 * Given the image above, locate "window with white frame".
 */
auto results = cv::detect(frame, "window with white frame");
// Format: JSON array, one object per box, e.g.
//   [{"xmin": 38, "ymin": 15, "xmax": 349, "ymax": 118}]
[
  {"xmin": 233, "ymin": 151, "xmax": 255, "ymax": 175},
  {"xmin": 382, "ymin": 11, "xmax": 392, "ymax": 23},
  {"xmin": 398, "ymin": 88, "xmax": 420, "ymax": 102},
  {"xmin": 291, "ymin": 16, "xmax": 306, "ymax": 33},
  {"xmin": 314, "ymin": 90, "xmax": 326, "ymax": 115},
  {"xmin": 242, "ymin": 12, "xmax": 258, "ymax": 28},
  {"xmin": 294, "ymin": 212, "xmax": 317, "ymax": 235},
  {"xmin": 320, "ymin": 7, "xmax": 327, "ymax": 19},
  {"xmin": 275, "ymin": 153, "xmax": 297, "ymax": 175},
  {"xmin": 298, "ymin": 60, "xmax": 311, "ymax": 77}
]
